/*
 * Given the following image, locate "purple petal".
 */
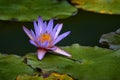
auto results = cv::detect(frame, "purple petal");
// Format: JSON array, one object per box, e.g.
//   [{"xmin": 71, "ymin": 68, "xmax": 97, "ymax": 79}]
[
  {"xmin": 41, "ymin": 41, "xmax": 49, "ymax": 48},
  {"xmin": 38, "ymin": 41, "xmax": 42, "ymax": 47},
  {"xmin": 47, "ymin": 47, "xmax": 57, "ymax": 51},
  {"xmin": 41, "ymin": 21, "xmax": 47, "ymax": 33},
  {"xmin": 47, "ymin": 19, "xmax": 53, "ymax": 33},
  {"xmin": 33, "ymin": 21, "xmax": 39, "ymax": 37},
  {"xmin": 53, "ymin": 24, "xmax": 60, "ymax": 32},
  {"xmin": 53, "ymin": 47, "xmax": 71, "ymax": 57},
  {"xmin": 38, "ymin": 16, "xmax": 43, "ymax": 33},
  {"xmin": 37, "ymin": 41, "xmax": 49, "ymax": 48},
  {"xmin": 23, "ymin": 26, "xmax": 34, "ymax": 40},
  {"xmin": 54, "ymin": 24, "xmax": 63, "ymax": 39},
  {"xmin": 29, "ymin": 40, "xmax": 38, "ymax": 47},
  {"xmin": 37, "ymin": 49, "xmax": 47, "ymax": 60},
  {"xmin": 53, "ymin": 31, "xmax": 71, "ymax": 45},
  {"xmin": 30, "ymin": 29, "xmax": 36, "ymax": 38},
  {"xmin": 51, "ymin": 24, "xmax": 59, "ymax": 37}
]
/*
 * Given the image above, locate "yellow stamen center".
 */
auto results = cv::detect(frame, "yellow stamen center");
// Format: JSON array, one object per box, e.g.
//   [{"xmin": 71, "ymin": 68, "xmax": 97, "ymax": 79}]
[{"xmin": 39, "ymin": 33, "xmax": 51, "ymax": 43}]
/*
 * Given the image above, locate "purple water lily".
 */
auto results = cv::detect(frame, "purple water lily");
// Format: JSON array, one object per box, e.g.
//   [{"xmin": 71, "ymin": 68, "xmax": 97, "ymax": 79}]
[{"xmin": 23, "ymin": 17, "xmax": 71, "ymax": 60}]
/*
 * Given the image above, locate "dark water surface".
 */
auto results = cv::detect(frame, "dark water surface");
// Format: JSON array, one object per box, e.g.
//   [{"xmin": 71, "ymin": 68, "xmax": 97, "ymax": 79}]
[{"xmin": 0, "ymin": 9, "xmax": 120, "ymax": 55}]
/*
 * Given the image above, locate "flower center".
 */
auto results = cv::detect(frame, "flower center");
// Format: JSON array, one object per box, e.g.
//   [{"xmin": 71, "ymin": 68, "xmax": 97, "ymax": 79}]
[{"xmin": 39, "ymin": 33, "xmax": 51, "ymax": 43}]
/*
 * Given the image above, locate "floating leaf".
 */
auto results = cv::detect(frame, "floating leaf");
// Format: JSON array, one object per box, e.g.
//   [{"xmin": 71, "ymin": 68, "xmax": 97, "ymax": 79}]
[
  {"xmin": 99, "ymin": 28, "xmax": 120, "ymax": 50},
  {"xmin": 1, "ymin": 44, "xmax": 120, "ymax": 80},
  {"xmin": 0, "ymin": 54, "xmax": 33, "ymax": 80},
  {"xmin": 71, "ymin": 0, "xmax": 120, "ymax": 14},
  {"xmin": 24, "ymin": 44, "xmax": 120, "ymax": 80},
  {"xmin": 0, "ymin": 0, "xmax": 77, "ymax": 21}
]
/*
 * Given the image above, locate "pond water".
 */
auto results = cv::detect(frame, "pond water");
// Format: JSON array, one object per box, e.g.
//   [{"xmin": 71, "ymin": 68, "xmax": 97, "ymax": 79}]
[{"xmin": 0, "ymin": 9, "xmax": 120, "ymax": 55}]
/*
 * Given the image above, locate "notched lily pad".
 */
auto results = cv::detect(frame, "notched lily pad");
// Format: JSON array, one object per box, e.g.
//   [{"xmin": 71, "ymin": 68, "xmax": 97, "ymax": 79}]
[
  {"xmin": 0, "ymin": 54, "xmax": 33, "ymax": 80},
  {"xmin": 71, "ymin": 0, "xmax": 120, "ymax": 14},
  {"xmin": 0, "ymin": 0, "xmax": 77, "ymax": 21},
  {"xmin": 99, "ymin": 28, "xmax": 120, "ymax": 50},
  {"xmin": 1, "ymin": 44, "xmax": 120, "ymax": 80},
  {"xmin": 24, "ymin": 44, "xmax": 120, "ymax": 80}
]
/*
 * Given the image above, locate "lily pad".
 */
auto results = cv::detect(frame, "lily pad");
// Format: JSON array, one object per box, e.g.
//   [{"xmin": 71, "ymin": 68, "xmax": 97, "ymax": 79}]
[
  {"xmin": 1, "ymin": 44, "xmax": 120, "ymax": 80},
  {"xmin": 24, "ymin": 44, "xmax": 120, "ymax": 80},
  {"xmin": 0, "ymin": 54, "xmax": 33, "ymax": 80},
  {"xmin": 99, "ymin": 28, "xmax": 120, "ymax": 50},
  {"xmin": 71, "ymin": 0, "xmax": 120, "ymax": 14},
  {"xmin": 0, "ymin": 0, "xmax": 77, "ymax": 21}
]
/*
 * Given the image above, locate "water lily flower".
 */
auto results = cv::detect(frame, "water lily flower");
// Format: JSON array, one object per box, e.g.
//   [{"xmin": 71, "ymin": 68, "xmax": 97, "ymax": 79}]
[{"xmin": 23, "ymin": 17, "xmax": 71, "ymax": 60}]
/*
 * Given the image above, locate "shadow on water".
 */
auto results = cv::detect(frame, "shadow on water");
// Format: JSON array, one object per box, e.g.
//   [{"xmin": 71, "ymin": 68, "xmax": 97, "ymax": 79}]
[{"xmin": 0, "ymin": 9, "xmax": 120, "ymax": 55}]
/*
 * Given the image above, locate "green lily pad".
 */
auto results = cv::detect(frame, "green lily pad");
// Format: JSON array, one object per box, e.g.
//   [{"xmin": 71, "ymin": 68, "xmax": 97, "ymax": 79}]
[
  {"xmin": 0, "ymin": 0, "xmax": 77, "ymax": 21},
  {"xmin": 71, "ymin": 0, "xmax": 120, "ymax": 14},
  {"xmin": 1, "ymin": 44, "xmax": 120, "ymax": 80},
  {"xmin": 24, "ymin": 44, "xmax": 120, "ymax": 80},
  {"xmin": 0, "ymin": 54, "xmax": 33, "ymax": 80},
  {"xmin": 99, "ymin": 28, "xmax": 120, "ymax": 50}
]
